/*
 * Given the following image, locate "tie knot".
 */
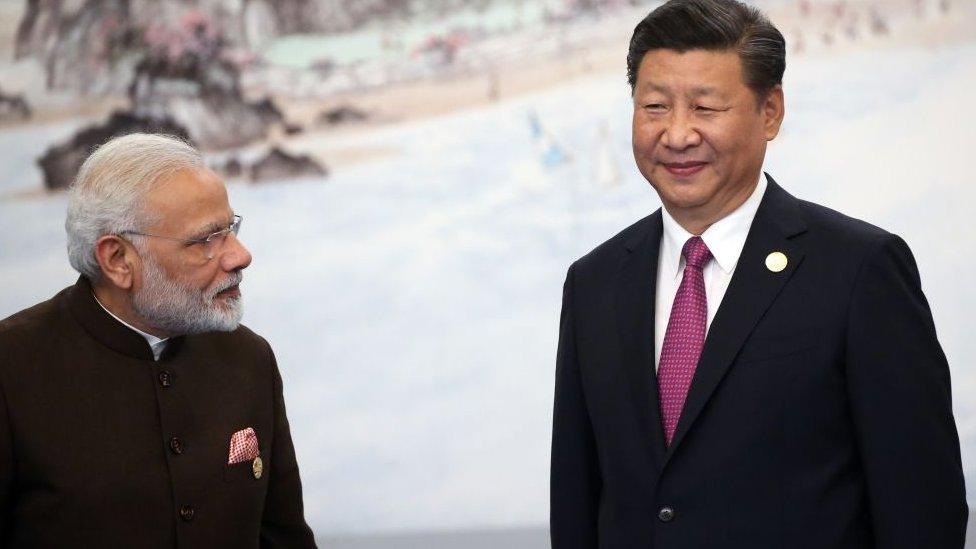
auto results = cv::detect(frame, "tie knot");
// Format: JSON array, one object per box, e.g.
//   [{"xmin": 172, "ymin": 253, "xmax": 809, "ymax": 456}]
[{"xmin": 682, "ymin": 236, "xmax": 712, "ymax": 270}]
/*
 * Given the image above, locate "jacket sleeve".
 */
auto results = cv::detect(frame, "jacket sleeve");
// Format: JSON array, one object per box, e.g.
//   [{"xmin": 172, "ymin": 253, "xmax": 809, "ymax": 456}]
[
  {"xmin": 260, "ymin": 344, "xmax": 318, "ymax": 548},
  {"xmin": 0, "ymin": 377, "xmax": 11, "ymax": 540},
  {"xmin": 550, "ymin": 264, "xmax": 601, "ymax": 549},
  {"xmin": 845, "ymin": 233, "xmax": 967, "ymax": 548}
]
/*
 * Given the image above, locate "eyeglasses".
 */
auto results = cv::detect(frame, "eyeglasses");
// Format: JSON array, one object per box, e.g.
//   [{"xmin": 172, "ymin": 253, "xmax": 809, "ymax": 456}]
[{"xmin": 121, "ymin": 215, "xmax": 243, "ymax": 260}]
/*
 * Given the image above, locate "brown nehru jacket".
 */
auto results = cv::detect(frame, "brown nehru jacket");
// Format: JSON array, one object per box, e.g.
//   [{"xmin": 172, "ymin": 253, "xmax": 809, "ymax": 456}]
[{"xmin": 0, "ymin": 276, "xmax": 317, "ymax": 548}]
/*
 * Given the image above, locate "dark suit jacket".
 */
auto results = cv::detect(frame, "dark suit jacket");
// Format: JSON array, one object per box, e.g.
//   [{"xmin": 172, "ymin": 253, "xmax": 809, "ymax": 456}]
[
  {"xmin": 550, "ymin": 178, "xmax": 967, "ymax": 548},
  {"xmin": 0, "ymin": 276, "xmax": 317, "ymax": 548}
]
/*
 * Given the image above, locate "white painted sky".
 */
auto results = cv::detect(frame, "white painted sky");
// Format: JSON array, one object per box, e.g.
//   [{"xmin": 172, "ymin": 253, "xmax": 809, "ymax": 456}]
[{"xmin": 1, "ymin": 39, "xmax": 975, "ymax": 536}]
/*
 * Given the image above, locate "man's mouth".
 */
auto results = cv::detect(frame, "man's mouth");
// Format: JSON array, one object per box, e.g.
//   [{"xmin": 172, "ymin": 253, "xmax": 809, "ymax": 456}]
[
  {"xmin": 210, "ymin": 272, "xmax": 244, "ymax": 302},
  {"xmin": 215, "ymin": 284, "xmax": 240, "ymax": 299},
  {"xmin": 661, "ymin": 161, "xmax": 707, "ymax": 177}
]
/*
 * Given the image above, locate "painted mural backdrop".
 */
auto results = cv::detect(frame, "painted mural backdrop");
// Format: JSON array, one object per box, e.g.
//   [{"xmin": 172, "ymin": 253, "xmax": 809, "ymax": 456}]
[{"xmin": 1, "ymin": 0, "xmax": 974, "ymax": 541}]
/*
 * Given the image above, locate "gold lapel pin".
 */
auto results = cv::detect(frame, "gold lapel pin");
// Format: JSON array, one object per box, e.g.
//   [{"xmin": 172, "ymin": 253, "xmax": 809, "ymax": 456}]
[
  {"xmin": 765, "ymin": 252, "xmax": 788, "ymax": 273},
  {"xmin": 252, "ymin": 455, "xmax": 263, "ymax": 479}
]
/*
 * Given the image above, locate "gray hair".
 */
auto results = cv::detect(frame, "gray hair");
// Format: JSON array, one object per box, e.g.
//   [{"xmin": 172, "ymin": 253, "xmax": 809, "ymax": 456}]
[{"xmin": 66, "ymin": 133, "xmax": 204, "ymax": 280}]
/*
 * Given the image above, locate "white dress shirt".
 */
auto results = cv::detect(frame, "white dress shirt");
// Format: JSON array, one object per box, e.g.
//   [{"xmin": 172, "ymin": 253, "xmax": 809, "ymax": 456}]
[
  {"xmin": 93, "ymin": 293, "xmax": 169, "ymax": 361},
  {"xmin": 654, "ymin": 173, "xmax": 767, "ymax": 371}
]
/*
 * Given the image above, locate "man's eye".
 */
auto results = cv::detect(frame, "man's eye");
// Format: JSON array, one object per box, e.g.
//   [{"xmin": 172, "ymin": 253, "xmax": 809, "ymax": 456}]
[
  {"xmin": 644, "ymin": 103, "xmax": 667, "ymax": 112},
  {"xmin": 695, "ymin": 105, "xmax": 716, "ymax": 112}
]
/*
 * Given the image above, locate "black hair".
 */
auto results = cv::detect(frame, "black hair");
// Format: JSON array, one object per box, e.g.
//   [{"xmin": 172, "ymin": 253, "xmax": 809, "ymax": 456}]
[{"xmin": 627, "ymin": 0, "xmax": 786, "ymax": 97}]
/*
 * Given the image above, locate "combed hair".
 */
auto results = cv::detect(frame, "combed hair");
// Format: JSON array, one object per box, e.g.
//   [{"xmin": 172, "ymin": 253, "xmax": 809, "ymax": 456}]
[
  {"xmin": 66, "ymin": 133, "xmax": 203, "ymax": 280},
  {"xmin": 627, "ymin": 0, "xmax": 786, "ymax": 98}
]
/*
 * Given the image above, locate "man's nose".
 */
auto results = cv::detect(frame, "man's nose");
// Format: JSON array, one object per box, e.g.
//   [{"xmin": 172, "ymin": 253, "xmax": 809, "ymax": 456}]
[
  {"xmin": 220, "ymin": 232, "xmax": 252, "ymax": 272},
  {"xmin": 661, "ymin": 111, "xmax": 702, "ymax": 150}
]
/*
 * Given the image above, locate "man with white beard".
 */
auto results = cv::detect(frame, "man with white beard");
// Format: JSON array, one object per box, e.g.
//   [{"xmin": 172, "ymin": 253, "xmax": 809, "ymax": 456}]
[{"xmin": 0, "ymin": 133, "xmax": 317, "ymax": 548}]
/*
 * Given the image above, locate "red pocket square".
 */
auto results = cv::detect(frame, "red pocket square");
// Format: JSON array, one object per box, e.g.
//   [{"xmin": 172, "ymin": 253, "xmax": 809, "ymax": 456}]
[{"xmin": 228, "ymin": 427, "xmax": 259, "ymax": 465}]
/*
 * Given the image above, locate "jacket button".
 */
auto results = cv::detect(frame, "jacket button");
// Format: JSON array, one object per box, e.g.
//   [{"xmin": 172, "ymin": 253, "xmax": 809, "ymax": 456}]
[
  {"xmin": 169, "ymin": 437, "xmax": 184, "ymax": 455},
  {"xmin": 158, "ymin": 371, "xmax": 173, "ymax": 388},
  {"xmin": 179, "ymin": 505, "xmax": 195, "ymax": 522},
  {"xmin": 658, "ymin": 506, "xmax": 675, "ymax": 522}
]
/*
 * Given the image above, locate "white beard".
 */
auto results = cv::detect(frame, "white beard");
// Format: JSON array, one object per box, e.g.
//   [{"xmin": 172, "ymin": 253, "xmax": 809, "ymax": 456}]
[{"xmin": 132, "ymin": 253, "xmax": 243, "ymax": 335}]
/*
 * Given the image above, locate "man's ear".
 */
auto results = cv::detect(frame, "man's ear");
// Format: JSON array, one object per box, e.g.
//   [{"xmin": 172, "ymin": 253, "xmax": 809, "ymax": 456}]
[
  {"xmin": 94, "ymin": 235, "xmax": 139, "ymax": 290},
  {"xmin": 762, "ymin": 85, "xmax": 785, "ymax": 142}
]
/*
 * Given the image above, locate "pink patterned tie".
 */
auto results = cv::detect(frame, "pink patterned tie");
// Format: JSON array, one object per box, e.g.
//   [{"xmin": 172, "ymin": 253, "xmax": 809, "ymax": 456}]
[{"xmin": 658, "ymin": 236, "xmax": 712, "ymax": 446}]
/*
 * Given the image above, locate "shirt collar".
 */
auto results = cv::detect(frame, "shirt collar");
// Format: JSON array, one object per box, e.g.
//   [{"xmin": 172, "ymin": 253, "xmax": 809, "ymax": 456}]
[
  {"xmin": 92, "ymin": 292, "xmax": 169, "ymax": 361},
  {"xmin": 661, "ymin": 172, "xmax": 768, "ymax": 279}
]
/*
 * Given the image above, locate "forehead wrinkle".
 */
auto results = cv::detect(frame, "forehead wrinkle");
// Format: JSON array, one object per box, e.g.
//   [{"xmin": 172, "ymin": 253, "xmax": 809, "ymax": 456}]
[
  {"xmin": 637, "ymin": 81, "xmax": 722, "ymax": 98},
  {"xmin": 637, "ymin": 81, "xmax": 679, "ymax": 97},
  {"xmin": 688, "ymin": 86, "xmax": 719, "ymax": 97}
]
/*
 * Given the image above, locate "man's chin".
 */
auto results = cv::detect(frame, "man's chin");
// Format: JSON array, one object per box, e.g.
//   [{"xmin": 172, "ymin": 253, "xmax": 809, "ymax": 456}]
[
  {"xmin": 213, "ymin": 299, "xmax": 244, "ymax": 331},
  {"xmin": 213, "ymin": 294, "xmax": 241, "ymax": 307},
  {"xmin": 653, "ymin": 181, "xmax": 716, "ymax": 212}
]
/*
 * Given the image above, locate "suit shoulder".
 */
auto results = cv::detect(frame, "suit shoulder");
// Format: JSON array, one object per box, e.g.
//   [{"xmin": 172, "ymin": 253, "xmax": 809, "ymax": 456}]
[
  {"xmin": 212, "ymin": 322, "xmax": 270, "ymax": 350},
  {"xmin": 0, "ymin": 288, "xmax": 70, "ymax": 348},
  {"xmin": 231, "ymin": 323, "xmax": 268, "ymax": 346},
  {"xmin": 0, "ymin": 288, "xmax": 75, "ymax": 380},
  {"xmin": 205, "ymin": 323, "xmax": 275, "ymax": 364},
  {"xmin": 571, "ymin": 213, "xmax": 657, "ymax": 275},
  {"xmin": 797, "ymin": 199, "xmax": 891, "ymax": 246},
  {"xmin": 194, "ymin": 324, "xmax": 280, "ymax": 389}
]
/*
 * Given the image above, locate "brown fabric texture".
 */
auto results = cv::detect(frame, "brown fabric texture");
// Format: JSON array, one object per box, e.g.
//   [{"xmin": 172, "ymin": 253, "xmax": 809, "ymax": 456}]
[{"xmin": 0, "ymin": 276, "xmax": 316, "ymax": 548}]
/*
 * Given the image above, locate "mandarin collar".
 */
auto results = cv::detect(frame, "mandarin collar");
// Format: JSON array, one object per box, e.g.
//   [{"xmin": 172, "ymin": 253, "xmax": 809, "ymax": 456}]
[{"xmin": 67, "ymin": 276, "xmax": 183, "ymax": 361}]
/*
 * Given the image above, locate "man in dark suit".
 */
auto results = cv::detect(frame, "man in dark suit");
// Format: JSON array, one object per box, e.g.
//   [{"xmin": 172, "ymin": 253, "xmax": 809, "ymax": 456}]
[
  {"xmin": 0, "ymin": 133, "xmax": 317, "ymax": 547},
  {"xmin": 550, "ymin": 1, "xmax": 967, "ymax": 547}
]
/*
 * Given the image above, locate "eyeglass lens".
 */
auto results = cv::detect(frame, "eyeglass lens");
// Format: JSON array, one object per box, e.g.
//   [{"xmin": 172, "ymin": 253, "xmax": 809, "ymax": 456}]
[{"xmin": 203, "ymin": 216, "xmax": 242, "ymax": 259}]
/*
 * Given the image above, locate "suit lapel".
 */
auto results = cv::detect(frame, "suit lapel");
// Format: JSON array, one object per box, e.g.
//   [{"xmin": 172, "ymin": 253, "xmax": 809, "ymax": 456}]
[
  {"xmin": 615, "ymin": 211, "xmax": 668, "ymax": 467},
  {"xmin": 663, "ymin": 178, "xmax": 809, "ymax": 465}
]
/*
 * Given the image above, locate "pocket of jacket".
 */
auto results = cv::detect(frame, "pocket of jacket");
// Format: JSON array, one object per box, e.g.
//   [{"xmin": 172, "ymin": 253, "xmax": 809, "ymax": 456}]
[
  {"xmin": 224, "ymin": 455, "xmax": 267, "ymax": 483},
  {"xmin": 735, "ymin": 333, "xmax": 818, "ymax": 364}
]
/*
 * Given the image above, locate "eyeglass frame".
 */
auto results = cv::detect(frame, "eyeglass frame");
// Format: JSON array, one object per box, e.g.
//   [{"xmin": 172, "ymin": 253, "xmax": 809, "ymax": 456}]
[{"xmin": 119, "ymin": 214, "xmax": 243, "ymax": 260}]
